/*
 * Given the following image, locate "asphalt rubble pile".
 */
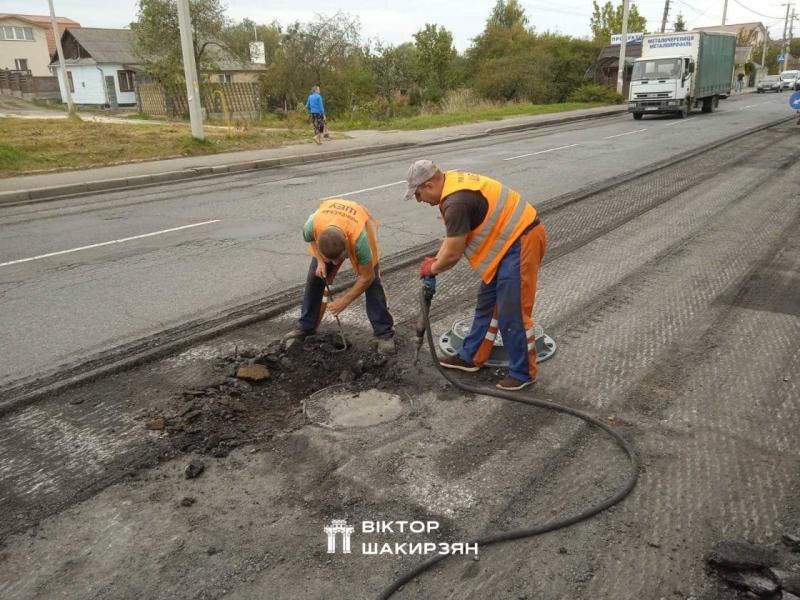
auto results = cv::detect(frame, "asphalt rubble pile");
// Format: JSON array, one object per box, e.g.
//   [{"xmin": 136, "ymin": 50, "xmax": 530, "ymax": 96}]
[
  {"xmin": 135, "ymin": 332, "xmax": 405, "ymax": 460},
  {"xmin": 707, "ymin": 536, "xmax": 800, "ymax": 599}
]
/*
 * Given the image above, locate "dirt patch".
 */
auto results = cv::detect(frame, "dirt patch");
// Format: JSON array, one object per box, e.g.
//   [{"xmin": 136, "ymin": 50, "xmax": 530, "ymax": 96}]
[{"xmin": 134, "ymin": 333, "xmax": 406, "ymax": 458}]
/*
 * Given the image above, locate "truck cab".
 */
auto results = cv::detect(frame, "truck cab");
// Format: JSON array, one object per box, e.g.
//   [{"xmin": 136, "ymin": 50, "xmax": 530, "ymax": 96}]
[{"xmin": 629, "ymin": 56, "xmax": 694, "ymax": 119}]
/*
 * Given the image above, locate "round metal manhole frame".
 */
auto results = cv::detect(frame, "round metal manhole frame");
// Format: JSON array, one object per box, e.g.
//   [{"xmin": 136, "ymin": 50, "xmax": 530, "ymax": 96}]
[
  {"xmin": 303, "ymin": 383, "xmax": 407, "ymax": 430},
  {"xmin": 439, "ymin": 317, "xmax": 557, "ymax": 367}
]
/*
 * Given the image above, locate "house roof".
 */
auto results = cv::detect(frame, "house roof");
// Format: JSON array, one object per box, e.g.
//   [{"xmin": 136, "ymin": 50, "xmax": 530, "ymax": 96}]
[
  {"xmin": 598, "ymin": 43, "xmax": 643, "ymax": 61},
  {"xmin": 0, "ymin": 13, "xmax": 80, "ymax": 55},
  {"xmin": 65, "ymin": 27, "xmax": 138, "ymax": 65}
]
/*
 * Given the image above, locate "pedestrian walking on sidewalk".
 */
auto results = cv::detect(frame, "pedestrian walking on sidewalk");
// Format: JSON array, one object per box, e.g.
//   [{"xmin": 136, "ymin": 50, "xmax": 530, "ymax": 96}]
[
  {"xmin": 736, "ymin": 72, "xmax": 745, "ymax": 93},
  {"xmin": 305, "ymin": 85, "xmax": 326, "ymax": 145},
  {"xmin": 283, "ymin": 199, "xmax": 395, "ymax": 354},
  {"xmin": 406, "ymin": 161, "xmax": 547, "ymax": 391}
]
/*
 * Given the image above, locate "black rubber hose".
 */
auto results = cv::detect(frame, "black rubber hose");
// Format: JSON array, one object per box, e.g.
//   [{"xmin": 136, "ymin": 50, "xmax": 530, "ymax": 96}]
[{"xmin": 376, "ymin": 287, "xmax": 640, "ymax": 600}]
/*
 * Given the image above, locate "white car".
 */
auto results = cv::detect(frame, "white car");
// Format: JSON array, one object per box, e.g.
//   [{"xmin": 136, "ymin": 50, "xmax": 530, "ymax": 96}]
[{"xmin": 779, "ymin": 70, "xmax": 799, "ymax": 90}]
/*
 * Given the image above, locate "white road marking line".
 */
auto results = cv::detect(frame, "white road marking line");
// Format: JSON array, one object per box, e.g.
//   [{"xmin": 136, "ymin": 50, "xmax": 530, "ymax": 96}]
[
  {"xmin": 0, "ymin": 220, "xmax": 221, "ymax": 268},
  {"xmin": 322, "ymin": 180, "xmax": 405, "ymax": 199},
  {"xmin": 604, "ymin": 128, "xmax": 647, "ymax": 139},
  {"xmin": 738, "ymin": 104, "xmax": 758, "ymax": 110},
  {"xmin": 503, "ymin": 143, "xmax": 581, "ymax": 161},
  {"xmin": 662, "ymin": 119, "xmax": 690, "ymax": 127}
]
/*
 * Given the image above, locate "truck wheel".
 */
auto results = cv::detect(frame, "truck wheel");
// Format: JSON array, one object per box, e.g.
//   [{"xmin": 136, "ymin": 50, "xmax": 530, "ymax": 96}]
[{"xmin": 632, "ymin": 112, "xmax": 643, "ymax": 120}]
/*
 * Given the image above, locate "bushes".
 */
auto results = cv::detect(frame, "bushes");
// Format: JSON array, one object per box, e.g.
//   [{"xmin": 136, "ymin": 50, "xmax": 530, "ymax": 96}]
[{"xmin": 569, "ymin": 83, "xmax": 623, "ymax": 104}]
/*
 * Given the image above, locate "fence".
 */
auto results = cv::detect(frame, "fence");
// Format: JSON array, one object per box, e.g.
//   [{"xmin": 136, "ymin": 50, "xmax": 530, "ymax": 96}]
[
  {"xmin": 136, "ymin": 81, "xmax": 262, "ymax": 120},
  {"xmin": 0, "ymin": 70, "xmax": 61, "ymax": 100}
]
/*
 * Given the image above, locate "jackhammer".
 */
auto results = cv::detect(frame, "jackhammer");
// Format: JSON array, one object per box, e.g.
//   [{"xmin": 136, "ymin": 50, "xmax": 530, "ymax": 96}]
[{"xmin": 412, "ymin": 275, "xmax": 436, "ymax": 365}]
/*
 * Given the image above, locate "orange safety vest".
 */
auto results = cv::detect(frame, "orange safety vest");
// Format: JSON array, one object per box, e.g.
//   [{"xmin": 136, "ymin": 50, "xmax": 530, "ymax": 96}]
[
  {"xmin": 440, "ymin": 171, "xmax": 537, "ymax": 284},
  {"xmin": 310, "ymin": 199, "xmax": 380, "ymax": 267}
]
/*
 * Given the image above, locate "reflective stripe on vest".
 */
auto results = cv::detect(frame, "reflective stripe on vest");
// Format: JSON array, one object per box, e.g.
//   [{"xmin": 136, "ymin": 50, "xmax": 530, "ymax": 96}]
[
  {"xmin": 466, "ymin": 185, "xmax": 529, "ymax": 277},
  {"xmin": 440, "ymin": 171, "xmax": 536, "ymax": 282}
]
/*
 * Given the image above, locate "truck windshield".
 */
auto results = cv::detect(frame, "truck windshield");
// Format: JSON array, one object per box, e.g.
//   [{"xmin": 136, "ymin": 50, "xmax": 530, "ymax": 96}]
[{"xmin": 632, "ymin": 58, "xmax": 682, "ymax": 80}]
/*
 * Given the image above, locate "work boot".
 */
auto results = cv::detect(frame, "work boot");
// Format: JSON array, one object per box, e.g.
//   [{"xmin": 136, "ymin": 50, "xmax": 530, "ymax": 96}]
[
  {"xmin": 439, "ymin": 355, "xmax": 479, "ymax": 372},
  {"xmin": 282, "ymin": 327, "xmax": 314, "ymax": 349},
  {"xmin": 375, "ymin": 337, "xmax": 395, "ymax": 355},
  {"xmin": 496, "ymin": 376, "xmax": 536, "ymax": 391}
]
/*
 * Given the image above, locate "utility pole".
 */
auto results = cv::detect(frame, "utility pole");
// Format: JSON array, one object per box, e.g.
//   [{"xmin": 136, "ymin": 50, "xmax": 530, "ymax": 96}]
[
  {"xmin": 782, "ymin": 3, "xmax": 793, "ymax": 72},
  {"xmin": 661, "ymin": 0, "xmax": 670, "ymax": 33},
  {"xmin": 47, "ymin": 0, "xmax": 74, "ymax": 114},
  {"xmin": 617, "ymin": 0, "xmax": 631, "ymax": 96},
  {"xmin": 722, "ymin": 0, "xmax": 728, "ymax": 25},
  {"xmin": 176, "ymin": 0, "xmax": 204, "ymax": 140}
]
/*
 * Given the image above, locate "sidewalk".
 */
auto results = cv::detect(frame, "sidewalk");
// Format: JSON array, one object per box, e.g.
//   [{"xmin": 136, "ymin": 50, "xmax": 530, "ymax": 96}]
[{"xmin": 0, "ymin": 104, "xmax": 626, "ymax": 204}]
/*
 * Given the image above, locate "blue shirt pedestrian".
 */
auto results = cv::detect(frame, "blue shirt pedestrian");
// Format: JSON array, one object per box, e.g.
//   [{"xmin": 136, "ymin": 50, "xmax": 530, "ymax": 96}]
[{"xmin": 306, "ymin": 90, "xmax": 325, "ymax": 115}]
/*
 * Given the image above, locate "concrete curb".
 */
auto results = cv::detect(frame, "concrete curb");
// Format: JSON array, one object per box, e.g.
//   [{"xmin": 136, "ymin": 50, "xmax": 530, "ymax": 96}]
[{"xmin": 0, "ymin": 107, "xmax": 626, "ymax": 207}]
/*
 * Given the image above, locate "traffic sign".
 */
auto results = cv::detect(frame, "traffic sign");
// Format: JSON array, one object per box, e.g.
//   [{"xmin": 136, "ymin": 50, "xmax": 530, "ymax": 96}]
[
  {"xmin": 777, "ymin": 54, "xmax": 785, "ymax": 62},
  {"xmin": 790, "ymin": 91, "xmax": 800, "ymax": 110}
]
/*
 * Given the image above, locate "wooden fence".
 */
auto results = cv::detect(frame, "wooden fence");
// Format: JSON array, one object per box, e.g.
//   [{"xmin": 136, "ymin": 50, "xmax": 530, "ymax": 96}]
[
  {"xmin": 0, "ymin": 70, "xmax": 61, "ymax": 100},
  {"xmin": 136, "ymin": 81, "xmax": 262, "ymax": 119}
]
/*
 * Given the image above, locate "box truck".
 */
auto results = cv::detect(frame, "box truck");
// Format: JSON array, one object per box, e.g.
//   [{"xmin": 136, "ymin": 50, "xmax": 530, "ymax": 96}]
[{"xmin": 628, "ymin": 31, "xmax": 736, "ymax": 120}]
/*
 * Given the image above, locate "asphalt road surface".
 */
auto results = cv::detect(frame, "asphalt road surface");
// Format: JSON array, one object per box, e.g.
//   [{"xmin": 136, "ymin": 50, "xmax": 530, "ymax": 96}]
[
  {"xmin": 0, "ymin": 115, "xmax": 798, "ymax": 600},
  {"xmin": 0, "ymin": 93, "xmax": 791, "ymax": 389}
]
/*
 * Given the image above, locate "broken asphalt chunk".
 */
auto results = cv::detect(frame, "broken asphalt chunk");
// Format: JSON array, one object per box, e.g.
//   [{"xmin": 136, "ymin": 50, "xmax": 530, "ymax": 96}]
[
  {"xmin": 714, "ymin": 568, "xmax": 778, "ymax": 597},
  {"xmin": 184, "ymin": 460, "xmax": 205, "ymax": 479},
  {"xmin": 145, "ymin": 417, "xmax": 166, "ymax": 431},
  {"xmin": 783, "ymin": 533, "xmax": 800, "ymax": 552},
  {"xmin": 707, "ymin": 540, "xmax": 780, "ymax": 570},
  {"xmin": 236, "ymin": 364, "xmax": 271, "ymax": 382},
  {"xmin": 180, "ymin": 497, "xmax": 196, "ymax": 507}
]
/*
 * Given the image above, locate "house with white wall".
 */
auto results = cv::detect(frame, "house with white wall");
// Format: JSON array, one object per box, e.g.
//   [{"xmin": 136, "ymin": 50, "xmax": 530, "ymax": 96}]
[
  {"xmin": 50, "ymin": 28, "xmax": 139, "ymax": 107},
  {"xmin": 0, "ymin": 13, "xmax": 79, "ymax": 76}
]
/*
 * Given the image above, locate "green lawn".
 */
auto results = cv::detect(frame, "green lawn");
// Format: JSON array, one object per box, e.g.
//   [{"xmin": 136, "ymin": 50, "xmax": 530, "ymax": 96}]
[{"xmin": 0, "ymin": 117, "xmax": 311, "ymax": 177}]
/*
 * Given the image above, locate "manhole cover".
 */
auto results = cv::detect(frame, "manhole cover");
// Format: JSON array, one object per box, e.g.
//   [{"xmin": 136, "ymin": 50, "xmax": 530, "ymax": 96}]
[
  {"xmin": 439, "ymin": 317, "xmax": 557, "ymax": 367},
  {"xmin": 304, "ymin": 385, "xmax": 405, "ymax": 429}
]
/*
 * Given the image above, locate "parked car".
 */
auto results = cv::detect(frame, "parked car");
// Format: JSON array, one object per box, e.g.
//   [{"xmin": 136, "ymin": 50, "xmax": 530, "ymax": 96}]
[
  {"xmin": 779, "ymin": 70, "xmax": 800, "ymax": 90},
  {"xmin": 757, "ymin": 75, "xmax": 783, "ymax": 93}
]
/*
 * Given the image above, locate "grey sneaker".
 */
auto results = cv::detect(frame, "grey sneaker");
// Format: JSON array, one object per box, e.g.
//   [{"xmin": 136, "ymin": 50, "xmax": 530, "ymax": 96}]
[{"xmin": 375, "ymin": 337, "xmax": 395, "ymax": 355}]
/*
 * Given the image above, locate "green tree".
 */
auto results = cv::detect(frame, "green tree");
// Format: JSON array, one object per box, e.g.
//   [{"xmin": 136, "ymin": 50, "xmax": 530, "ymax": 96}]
[
  {"xmin": 488, "ymin": 0, "xmax": 528, "ymax": 28},
  {"xmin": 367, "ymin": 42, "xmax": 417, "ymax": 108},
  {"xmin": 590, "ymin": 1, "xmax": 648, "ymax": 44},
  {"xmin": 132, "ymin": 0, "xmax": 230, "ymax": 83},
  {"xmin": 222, "ymin": 18, "xmax": 282, "ymax": 67},
  {"xmin": 413, "ymin": 24, "xmax": 457, "ymax": 102},
  {"xmin": 673, "ymin": 13, "xmax": 687, "ymax": 32}
]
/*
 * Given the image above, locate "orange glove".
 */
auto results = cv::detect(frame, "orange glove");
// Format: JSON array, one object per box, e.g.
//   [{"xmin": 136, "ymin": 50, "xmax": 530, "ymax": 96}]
[{"xmin": 419, "ymin": 256, "xmax": 437, "ymax": 278}]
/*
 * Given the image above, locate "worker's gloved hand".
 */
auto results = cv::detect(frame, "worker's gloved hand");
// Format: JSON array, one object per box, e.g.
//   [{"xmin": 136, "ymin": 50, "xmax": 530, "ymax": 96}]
[{"xmin": 419, "ymin": 256, "xmax": 437, "ymax": 278}]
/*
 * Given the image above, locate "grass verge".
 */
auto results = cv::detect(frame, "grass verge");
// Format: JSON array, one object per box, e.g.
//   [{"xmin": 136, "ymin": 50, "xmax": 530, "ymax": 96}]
[
  {"xmin": 0, "ymin": 118, "xmax": 311, "ymax": 177},
  {"xmin": 333, "ymin": 101, "xmax": 609, "ymax": 130}
]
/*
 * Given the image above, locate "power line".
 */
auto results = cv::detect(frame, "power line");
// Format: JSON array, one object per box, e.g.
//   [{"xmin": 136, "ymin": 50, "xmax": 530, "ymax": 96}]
[{"xmin": 729, "ymin": 0, "xmax": 785, "ymax": 21}]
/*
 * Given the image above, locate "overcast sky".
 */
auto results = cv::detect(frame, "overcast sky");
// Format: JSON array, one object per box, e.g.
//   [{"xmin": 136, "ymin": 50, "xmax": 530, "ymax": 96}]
[{"xmin": 7, "ymin": 0, "xmax": 795, "ymax": 50}]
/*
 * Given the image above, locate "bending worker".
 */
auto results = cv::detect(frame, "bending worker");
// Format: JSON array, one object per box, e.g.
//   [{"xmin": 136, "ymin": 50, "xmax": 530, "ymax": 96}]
[
  {"xmin": 283, "ymin": 199, "xmax": 395, "ymax": 354},
  {"xmin": 406, "ymin": 160, "xmax": 546, "ymax": 391}
]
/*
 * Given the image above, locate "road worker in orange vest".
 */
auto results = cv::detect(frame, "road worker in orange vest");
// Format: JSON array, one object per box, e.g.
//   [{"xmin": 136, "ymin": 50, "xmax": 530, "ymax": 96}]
[
  {"xmin": 283, "ymin": 199, "xmax": 395, "ymax": 354},
  {"xmin": 405, "ymin": 160, "xmax": 546, "ymax": 391}
]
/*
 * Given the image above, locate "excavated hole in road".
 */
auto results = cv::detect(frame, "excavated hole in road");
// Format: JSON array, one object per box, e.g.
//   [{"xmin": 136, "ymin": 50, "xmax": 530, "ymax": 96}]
[{"xmin": 135, "ymin": 332, "xmax": 410, "ymax": 457}]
